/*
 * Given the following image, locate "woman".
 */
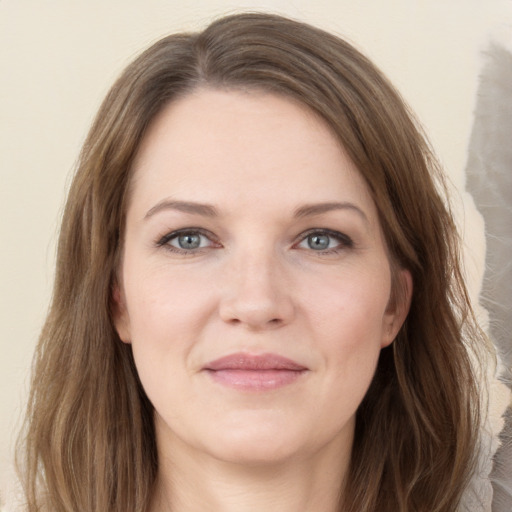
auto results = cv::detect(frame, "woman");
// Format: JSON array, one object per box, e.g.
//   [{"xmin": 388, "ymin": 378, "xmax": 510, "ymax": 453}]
[{"xmin": 17, "ymin": 12, "xmax": 488, "ymax": 512}]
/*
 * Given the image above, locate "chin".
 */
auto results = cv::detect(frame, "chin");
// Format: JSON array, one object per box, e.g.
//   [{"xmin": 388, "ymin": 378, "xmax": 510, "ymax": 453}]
[
  {"xmin": 208, "ymin": 433, "xmax": 302, "ymax": 467},
  {"xmin": 200, "ymin": 411, "xmax": 351, "ymax": 467},
  {"xmin": 193, "ymin": 409, "xmax": 315, "ymax": 466}
]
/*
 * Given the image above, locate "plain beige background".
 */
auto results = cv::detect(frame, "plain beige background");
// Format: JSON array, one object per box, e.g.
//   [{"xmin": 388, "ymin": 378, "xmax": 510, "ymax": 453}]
[{"xmin": 1, "ymin": 0, "xmax": 510, "ymax": 505}]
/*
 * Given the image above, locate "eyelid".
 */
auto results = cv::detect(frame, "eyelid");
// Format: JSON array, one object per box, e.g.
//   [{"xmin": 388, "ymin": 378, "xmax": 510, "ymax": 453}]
[
  {"xmin": 156, "ymin": 227, "xmax": 221, "ymax": 252},
  {"xmin": 155, "ymin": 227, "xmax": 353, "ymax": 254},
  {"xmin": 294, "ymin": 228, "xmax": 354, "ymax": 251}
]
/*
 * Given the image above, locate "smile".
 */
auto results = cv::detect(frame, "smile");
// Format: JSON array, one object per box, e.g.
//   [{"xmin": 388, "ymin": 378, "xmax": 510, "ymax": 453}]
[{"xmin": 202, "ymin": 353, "xmax": 308, "ymax": 391}]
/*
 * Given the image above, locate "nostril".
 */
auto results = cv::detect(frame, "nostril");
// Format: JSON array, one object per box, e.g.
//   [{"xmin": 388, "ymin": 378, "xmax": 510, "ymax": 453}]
[
  {"xmin": 224, "ymin": 315, "xmax": 284, "ymax": 329},
  {"xmin": 218, "ymin": 284, "xmax": 295, "ymax": 329}
]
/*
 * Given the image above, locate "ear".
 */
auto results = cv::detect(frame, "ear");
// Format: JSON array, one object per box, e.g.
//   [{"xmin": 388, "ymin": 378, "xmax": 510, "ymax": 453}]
[
  {"xmin": 381, "ymin": 269, "xmax": 413, "ymax": 348},
  {"xmin": 112, "ymin": 281, "xmax": 132, "ymax": 344}
]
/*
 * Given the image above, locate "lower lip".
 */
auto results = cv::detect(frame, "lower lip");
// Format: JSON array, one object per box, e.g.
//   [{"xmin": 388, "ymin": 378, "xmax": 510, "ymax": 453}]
[{"xmin": 205, "ymin": 369, "xmax": 306, "ymax": 391}]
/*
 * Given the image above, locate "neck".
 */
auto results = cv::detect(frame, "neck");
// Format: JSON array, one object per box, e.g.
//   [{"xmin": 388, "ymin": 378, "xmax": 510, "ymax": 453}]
[{"xmin": 150, "ymin": 435, "xmax": 350, "ymax": 512}]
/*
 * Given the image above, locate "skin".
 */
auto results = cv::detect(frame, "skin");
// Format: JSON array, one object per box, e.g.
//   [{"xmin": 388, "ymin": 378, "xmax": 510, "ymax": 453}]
[{"xmin": 114, "ymin": 88, "xmax": 411, "ymax": 512}]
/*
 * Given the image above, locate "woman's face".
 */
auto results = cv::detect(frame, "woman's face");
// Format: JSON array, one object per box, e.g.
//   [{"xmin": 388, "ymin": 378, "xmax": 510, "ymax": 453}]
[{"xmin": 114, "ymin": 89, "xmax": 410, "ymax": 466}]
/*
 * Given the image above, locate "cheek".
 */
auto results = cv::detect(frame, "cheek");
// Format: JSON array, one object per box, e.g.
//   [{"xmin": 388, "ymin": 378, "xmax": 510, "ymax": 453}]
[
  {"xmin": 121, "ymin": 263, "xmax": 218, "ymax": 395},
  {"xmin": 124, "ymin": 261, "xmax": 214, "ymax": 340},
  {"xmin": 125, "ymin": 273, "xmax": 210, "ymax": 405},
  {"xmin": 305, "ymin": 267, "xmax": 391, "ymax": 390},
  {"xmin": 306, "ymin": 265, "xmax": 392, "ymax": 343}
]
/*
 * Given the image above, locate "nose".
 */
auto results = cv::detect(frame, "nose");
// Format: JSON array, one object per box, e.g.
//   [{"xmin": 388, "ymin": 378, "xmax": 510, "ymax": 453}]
[{"xmin": 218, "ymin": 249, "xmax": 295, "ymax": 330}]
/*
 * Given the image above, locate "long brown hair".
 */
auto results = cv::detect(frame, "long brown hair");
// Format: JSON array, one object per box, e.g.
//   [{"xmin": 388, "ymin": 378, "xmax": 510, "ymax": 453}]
[{"xmin": 18, "ymin": 12, "xmax": 487, "ymax": 512}]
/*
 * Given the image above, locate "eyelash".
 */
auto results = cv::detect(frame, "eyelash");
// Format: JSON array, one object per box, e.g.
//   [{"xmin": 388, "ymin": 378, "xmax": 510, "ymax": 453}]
[
  {"xmin": 155, "ymin": 228, "xmax": 354, "ymax": 255},
  {"xmin": 296, "ymin": 228, "xmax": 354, "ymax": 254},
  {"xmin": 156, "ymin": 228, "xmax": 220, "ymax": 254}
]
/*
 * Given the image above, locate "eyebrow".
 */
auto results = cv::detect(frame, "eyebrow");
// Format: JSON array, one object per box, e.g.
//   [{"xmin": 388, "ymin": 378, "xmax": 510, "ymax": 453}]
[
  {"xmin": 144, "ymin": 199, "xmax": 368, "ymax": 223},
  {"xmin": 293, "ymin": 202, "xmax": 369, "ymax": 223},
  {"xmin": 144, "ymin": 200, "xmax": 218, "ymax": 219}
]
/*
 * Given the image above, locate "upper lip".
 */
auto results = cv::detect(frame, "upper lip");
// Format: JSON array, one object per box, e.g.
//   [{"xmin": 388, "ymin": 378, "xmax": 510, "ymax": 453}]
[{"xmin": 203, "ymin": 353, "xmax": 308, "ymax": 371}]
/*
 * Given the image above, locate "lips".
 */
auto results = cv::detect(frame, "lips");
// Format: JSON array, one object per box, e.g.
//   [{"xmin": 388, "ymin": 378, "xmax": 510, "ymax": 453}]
[{"xmin": 203, "ymin": 353, "xmax": 308, "ymax": 391}]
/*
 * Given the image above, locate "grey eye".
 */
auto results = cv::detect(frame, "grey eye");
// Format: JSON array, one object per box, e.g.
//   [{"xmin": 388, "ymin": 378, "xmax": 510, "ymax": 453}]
[
  {"xmin": 177, "ymin": 233, "xmax": 202, "ymax": 249},
  {"xmin": 307, "ymin": 233, "xmax": 331, "ymax": 250},
  {"xmin": 158, "ymin": 229, "xmax": 219, "ymax": 253}
]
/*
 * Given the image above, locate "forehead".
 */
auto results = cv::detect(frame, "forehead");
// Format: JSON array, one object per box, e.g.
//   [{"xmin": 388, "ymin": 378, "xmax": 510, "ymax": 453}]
[{"xmin": 129, "ymin": 88, "xmax": 377, "ymax": 221}]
